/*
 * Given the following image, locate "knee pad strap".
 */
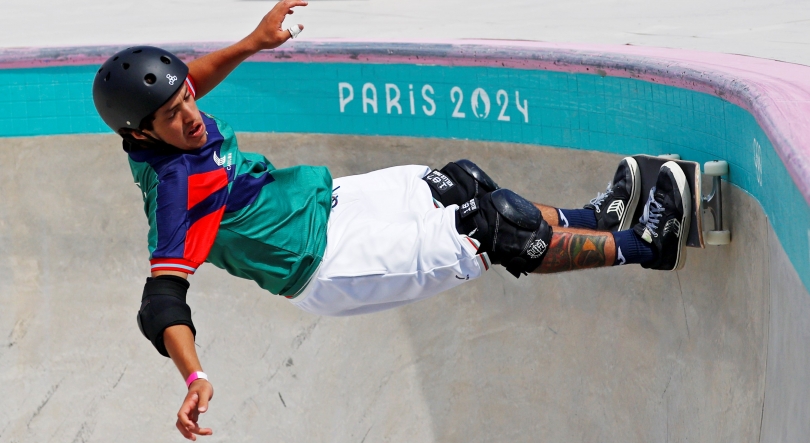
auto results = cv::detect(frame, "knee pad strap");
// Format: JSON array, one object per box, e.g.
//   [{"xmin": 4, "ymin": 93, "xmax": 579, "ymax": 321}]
[{"xmin": 423, "ymin": 159, "xmax": 500, "ymax": 207}]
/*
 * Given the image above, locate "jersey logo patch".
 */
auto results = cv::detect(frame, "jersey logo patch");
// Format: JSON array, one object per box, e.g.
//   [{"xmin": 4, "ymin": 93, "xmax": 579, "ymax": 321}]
[{"xmin": 213, "ymin": 151, "xmax": 232, "ymax": 169}]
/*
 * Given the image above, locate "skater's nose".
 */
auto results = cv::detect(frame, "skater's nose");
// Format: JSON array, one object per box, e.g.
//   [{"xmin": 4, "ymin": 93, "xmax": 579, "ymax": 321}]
[{"xmin": 179, "ymin": 101, "xmax": 198, "ymax": 124}]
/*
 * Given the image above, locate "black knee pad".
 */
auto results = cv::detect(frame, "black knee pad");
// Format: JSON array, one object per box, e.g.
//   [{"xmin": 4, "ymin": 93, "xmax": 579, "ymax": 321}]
[
  {"xmin": 455, "ymin": 189, "xmax": 553, "ymax": 278},
  {"xmin": 422, "ymin": 159, "xmax": 500, "ymax": 207}
]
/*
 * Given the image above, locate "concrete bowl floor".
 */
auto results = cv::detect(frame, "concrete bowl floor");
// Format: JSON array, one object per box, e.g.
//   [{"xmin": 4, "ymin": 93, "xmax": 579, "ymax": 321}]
[{"xmin": 2, "ymin": 133, "xmax": 806, "ymax": 442}]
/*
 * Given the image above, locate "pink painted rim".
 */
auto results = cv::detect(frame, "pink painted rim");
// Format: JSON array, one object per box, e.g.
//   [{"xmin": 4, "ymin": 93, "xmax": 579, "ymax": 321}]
[{"xmin": 2, "ymin": 40, "xmax": 809, "ymax": 205}]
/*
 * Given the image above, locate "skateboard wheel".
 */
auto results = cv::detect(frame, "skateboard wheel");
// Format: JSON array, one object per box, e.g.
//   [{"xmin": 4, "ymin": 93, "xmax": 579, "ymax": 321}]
[
  {"xmin": 704, "ymin": 230, "xmax": 731, "ymax": 245},
  {"xmin": 704, "ymin": 160, "xmax": 728, "ymax": 176},
  {"xmin": 658, "ymin": 154, "xmax": 681, "ymax": 160}
]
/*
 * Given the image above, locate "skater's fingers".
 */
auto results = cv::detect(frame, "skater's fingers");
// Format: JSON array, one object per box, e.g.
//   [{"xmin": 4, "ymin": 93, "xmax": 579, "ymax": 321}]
[
  {"xmin": 189, "ymin": 379, "xmax": 214, "ymax": 413},
  {"xmin": 177, "ymin": 392, "xmax": 199, "ymax": 430},
  {"xmin": 176, "ymin": 406, "xmax": 212, "ymax": 438},
  {"xmin": 177, "ymin": 381, "xmax": 214, "ymax": 437},
  {"xmin": 274, "ymin": 0, "xmax": 307, "ymax": 18},
  {"xmin": 194, "ymin": 426, "xmax": 214, "ymax": 436},
  {"xmin": 185, "ymin": 421, "xmax": 214, "ymax": 437},
  {"xmin": 252, "ymin": 1, "xmax": 307, "ymax": 49},
  {"xmin": 176, "ymin": 420, "xmax": 195, "ymax": 440},
  {"xmin": 287, "ymin": 24, "xmax": 304, "ymax": 39},
  {"xmin": 197, "ymin": 390, "xmax": 210, "ymax": 413}
]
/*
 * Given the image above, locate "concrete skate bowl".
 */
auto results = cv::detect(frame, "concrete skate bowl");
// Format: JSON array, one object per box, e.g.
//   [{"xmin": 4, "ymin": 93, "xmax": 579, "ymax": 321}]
[{"xmin": 1, "ymin": 41, "xmax": 810, "ymax": 442}]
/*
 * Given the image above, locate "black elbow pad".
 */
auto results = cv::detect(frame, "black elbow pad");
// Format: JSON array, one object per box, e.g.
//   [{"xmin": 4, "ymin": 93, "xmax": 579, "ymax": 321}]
[{"xmin": 137, "ymin": 275, "xmax": 196, "ymax": 358}]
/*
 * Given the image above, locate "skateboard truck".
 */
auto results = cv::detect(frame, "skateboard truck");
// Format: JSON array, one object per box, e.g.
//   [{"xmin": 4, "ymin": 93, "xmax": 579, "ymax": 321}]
[{"xmin": 702, "ymin": 160, "xmax": 731, "ymax": 245}]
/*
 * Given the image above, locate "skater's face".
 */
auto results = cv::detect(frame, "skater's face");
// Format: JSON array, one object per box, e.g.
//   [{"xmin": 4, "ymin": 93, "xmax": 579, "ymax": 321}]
[{"xmin": 134, "ymin": 84, "xmax": 207, "ymax": 150}]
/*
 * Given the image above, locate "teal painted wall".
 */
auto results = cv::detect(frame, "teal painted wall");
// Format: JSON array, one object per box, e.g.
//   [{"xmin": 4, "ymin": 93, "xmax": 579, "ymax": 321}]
[{"xmin": 1, "ymin": 61, "xmax": 808, "ymax": 291}]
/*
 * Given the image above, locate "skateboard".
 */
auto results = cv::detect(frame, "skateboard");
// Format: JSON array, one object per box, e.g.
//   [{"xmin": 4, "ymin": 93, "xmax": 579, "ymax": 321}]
[{"xmin": 632, "ymin": 154, "xmax": 730, "ymax": 248}]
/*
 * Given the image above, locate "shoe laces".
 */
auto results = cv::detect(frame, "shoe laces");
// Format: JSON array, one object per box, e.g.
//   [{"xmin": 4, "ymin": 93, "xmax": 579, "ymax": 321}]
[
  {"xmin": 589, "ymin": 182, "xmax": 613, "ymax": 209},
  {"xmin": 639, "ymin": 187, "xmax": 664, "ymax": 232}
]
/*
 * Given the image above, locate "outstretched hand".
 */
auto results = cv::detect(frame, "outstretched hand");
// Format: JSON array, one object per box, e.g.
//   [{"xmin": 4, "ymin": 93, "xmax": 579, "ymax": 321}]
[
  {"xmin": 176, "ymin": 380, "xmax": 214, "ymax": 441},
  {"xmin": 249, "ymin": 0, "xmax": 308, "ymax": 50},
  {"xmin": 185, "ymin": 0, "xmax": 308, "ymax": 98}
]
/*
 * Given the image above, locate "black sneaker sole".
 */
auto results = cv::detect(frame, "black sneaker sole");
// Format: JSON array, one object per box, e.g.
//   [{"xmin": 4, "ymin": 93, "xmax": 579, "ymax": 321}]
[
  {"xmin": 662, "ymin": 161, "xmax": 691, "ymax": 270},
  {"xmin": 619, "ymin": 157, "xmax": 642, "ymax": 231}
]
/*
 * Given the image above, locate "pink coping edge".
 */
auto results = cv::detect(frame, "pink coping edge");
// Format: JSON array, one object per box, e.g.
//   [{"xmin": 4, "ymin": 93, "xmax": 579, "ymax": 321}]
[{"xmin": 2, "ymin": 40, "xmax": 810, "ymax": 205}]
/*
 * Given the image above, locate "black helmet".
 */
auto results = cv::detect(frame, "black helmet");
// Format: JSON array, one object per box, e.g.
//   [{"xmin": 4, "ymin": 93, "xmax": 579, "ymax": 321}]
[{"xmin": 93, "ymin": 46, "xmax": 189, "ymax": 132}]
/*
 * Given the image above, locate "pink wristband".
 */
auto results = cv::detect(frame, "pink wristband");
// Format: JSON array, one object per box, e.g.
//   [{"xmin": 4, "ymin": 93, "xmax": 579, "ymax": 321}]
[{"xmin": 185, "ymin": 371, "xmax": 208, "ymax": 388}]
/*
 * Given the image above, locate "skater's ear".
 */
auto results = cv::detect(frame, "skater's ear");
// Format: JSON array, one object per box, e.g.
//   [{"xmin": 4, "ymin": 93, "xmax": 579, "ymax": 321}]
[
  {"xmin": 128, "ymin": 130, "xmax": 150, "ymax": 141},
  {"xmin": 118, "ymin": 127, "xmax": 152, "ymax": 141},
  {"xmin": 118, "ymin": 112, "xmax": 157, "ymax": 140}
]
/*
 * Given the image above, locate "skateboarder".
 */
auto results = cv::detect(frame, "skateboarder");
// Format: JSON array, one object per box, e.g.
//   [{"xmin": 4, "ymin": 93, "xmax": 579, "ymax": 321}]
[{"xmin": 91, "ymin": 1, "xmax": 691, "ymax": 439}]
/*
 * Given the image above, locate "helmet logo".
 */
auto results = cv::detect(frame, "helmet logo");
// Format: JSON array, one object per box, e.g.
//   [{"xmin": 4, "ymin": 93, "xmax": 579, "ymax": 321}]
[{"xmin": 166, "ymin": 74, "xmax": 178, "ymax": 85}]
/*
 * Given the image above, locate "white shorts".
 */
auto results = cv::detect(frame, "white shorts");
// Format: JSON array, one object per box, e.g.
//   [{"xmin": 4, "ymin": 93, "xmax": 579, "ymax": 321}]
[{"xmin": 289, "ymin": 165, "xmax": 491, "ymax": 316}]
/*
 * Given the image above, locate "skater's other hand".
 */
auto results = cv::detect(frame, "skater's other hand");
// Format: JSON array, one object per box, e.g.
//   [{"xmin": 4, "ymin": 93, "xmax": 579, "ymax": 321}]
[
  {"xmin": 176, "ymin": 380, "xmax": 214, "ymax": 441},
  {"xmin": 249, "ymin": 0, "xmax": 308, "ymax": 50}
]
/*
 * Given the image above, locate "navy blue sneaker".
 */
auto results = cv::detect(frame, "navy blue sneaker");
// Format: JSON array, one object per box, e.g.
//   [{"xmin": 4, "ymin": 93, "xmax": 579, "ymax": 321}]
[
  {"xmin": 585, "ymin": 157, "xmax": 641, "ymax": 231},
  {"xmin": 633, "ymin": 161, "xmax": 691, "ymax": 271}
]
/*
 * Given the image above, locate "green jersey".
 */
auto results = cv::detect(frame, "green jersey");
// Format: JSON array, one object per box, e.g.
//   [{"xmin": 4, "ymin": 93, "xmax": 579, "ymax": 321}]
[{"xmin": 127, "ymin": 112, "xmax": 332, "ymax": 296}]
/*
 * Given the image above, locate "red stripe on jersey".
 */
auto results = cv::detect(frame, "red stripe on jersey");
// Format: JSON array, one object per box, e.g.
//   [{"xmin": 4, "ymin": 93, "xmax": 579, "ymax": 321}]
[
  {"xmin": 187, "ymin": 168, "xmax": 228, "ymax": 209},
  {"xmin": 150, "ymin": 258, "xmax": 200, "ymax": 274},
  {"xmin": 184, "ymin": 206, "xmax": 226, "ymax": 264},
  {"xmin": 150, "ymin": 266, "xmax": 193, "ymax": 274}
]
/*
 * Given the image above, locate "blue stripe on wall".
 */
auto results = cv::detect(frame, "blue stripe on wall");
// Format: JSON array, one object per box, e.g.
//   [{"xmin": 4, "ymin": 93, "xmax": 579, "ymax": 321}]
[{"xmin": 1, "ymin": 61, "xmax": 808, "ymax": 292}]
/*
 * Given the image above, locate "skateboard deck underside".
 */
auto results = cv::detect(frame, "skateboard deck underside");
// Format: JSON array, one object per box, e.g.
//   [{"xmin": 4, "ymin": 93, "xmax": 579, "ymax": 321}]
[{"xmin": 632, "ymin": 155, "xmax": 704, "ymax": 248}]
